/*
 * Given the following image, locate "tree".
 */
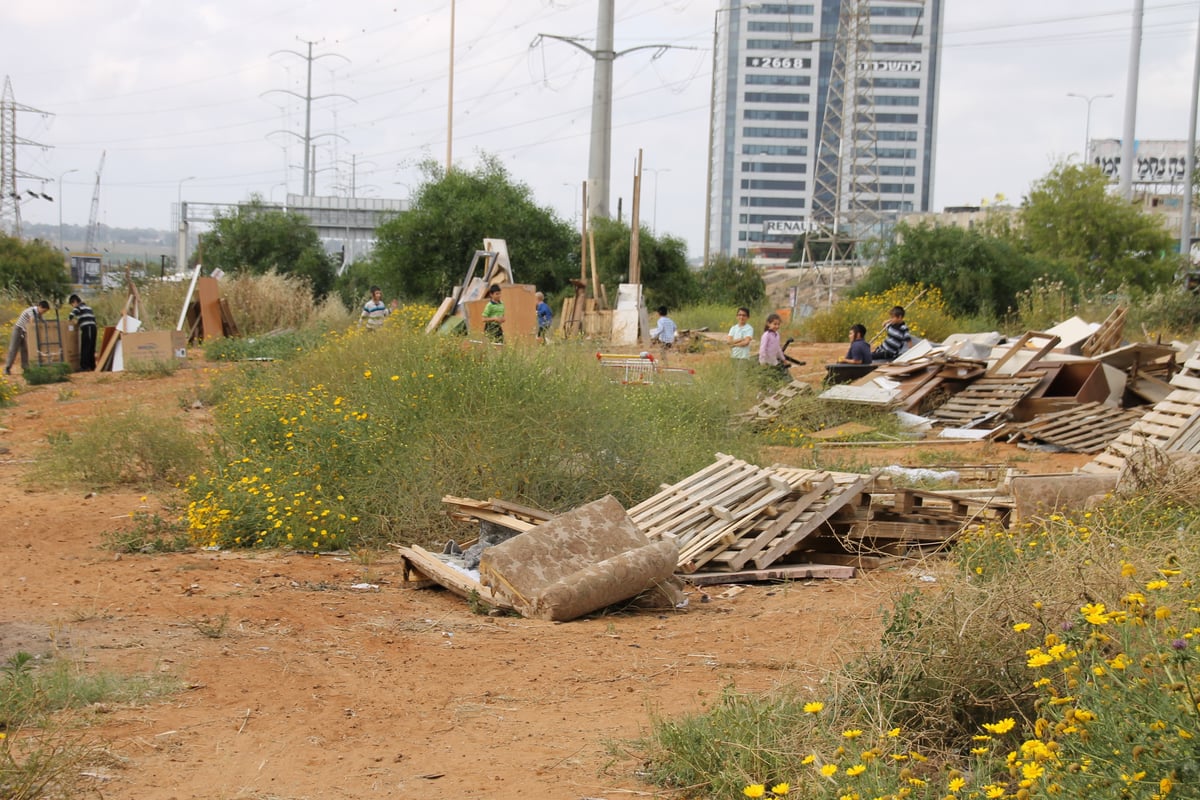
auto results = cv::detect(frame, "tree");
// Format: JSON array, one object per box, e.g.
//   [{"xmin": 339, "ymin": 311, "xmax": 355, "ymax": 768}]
[
  {"xmin": 586, "ymin": 216, "xmax": 698, "ymax": 310},
  {"xmin": 368, "ymin": 155, "xmax": 578, "ymax": 304},
  {"xmin": 1020, "ymin": 162, "xmax": 1177, "ymax": 292},
  {"xmin": 0, "ymin": 233, "xmax": 71, "ymax": 303},
  {"xmin": 196, "ymin": 199, "xmax": 336, "ymax": 298},
  {"xmin": 694, "ymin": 254, "xmax": 765, "ymax": 308},
  {"xmin": 857, "ymin": 222, "xmax": 1063, "ymax": 320}
]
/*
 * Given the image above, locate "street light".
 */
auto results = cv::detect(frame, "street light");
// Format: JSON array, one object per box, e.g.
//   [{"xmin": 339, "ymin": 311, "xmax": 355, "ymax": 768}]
[
  {"xmin": 1066, "ymin": 93, "xmax": 1113, "ymax": 161},
  {"xmin": 705, "ymin": 4, "xmax": 758, "ymax": 267},
  {"xmin": 177, "ymin": 176, "xmax": 196, "ymax": 273},
  {"xmin": 57, "ymin": 168, "xmax": 79, "ymax": 253},
  {"xmin": 644, "ymin": 168, "xmax": 671, "ymax": 232}
]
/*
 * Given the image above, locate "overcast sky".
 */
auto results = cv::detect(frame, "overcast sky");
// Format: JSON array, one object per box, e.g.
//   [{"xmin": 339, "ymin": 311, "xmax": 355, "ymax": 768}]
[{"xmin": 3, "ymin": 0, "xmax": 1198, "ymax": 259}]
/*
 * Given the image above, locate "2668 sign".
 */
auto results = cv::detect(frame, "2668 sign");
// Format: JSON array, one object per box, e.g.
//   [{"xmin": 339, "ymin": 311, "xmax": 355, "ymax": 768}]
[{"xmin": 746, "ymin": 56, "xmax": 812, "ymax": 70}]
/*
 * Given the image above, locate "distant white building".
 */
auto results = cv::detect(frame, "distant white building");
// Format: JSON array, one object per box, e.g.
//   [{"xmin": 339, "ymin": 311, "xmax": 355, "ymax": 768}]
[{"xmin": 708, "ymin": 0, "xmax": 944, "ymax": 263}]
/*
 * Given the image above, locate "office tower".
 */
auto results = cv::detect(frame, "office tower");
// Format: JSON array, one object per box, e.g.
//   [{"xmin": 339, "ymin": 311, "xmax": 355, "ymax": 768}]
[{"xmin": 707, "ymin": 0, "xmax": 942, "ymax": 262}]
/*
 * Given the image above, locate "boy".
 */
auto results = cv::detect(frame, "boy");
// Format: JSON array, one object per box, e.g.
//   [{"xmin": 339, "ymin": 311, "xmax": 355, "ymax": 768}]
[
  {"xmin": 68, "ymin": 294, "xmax": 98, "ymax": 371},
  {"xmin": 4, "ymin": 300, "xmax": 50, "ymax": 376},
  {"xmin": 360, "ymin": 286, "xmax": 389, "ymax": 331},
  {"xmin": 650, "ymin": 306, "xmax": 677, "ymax": 349},
  {"xmin": 482, "ymin": 284, "xmax": 506, "ymax": 342},
  {"xmin": 872, "ymin": 305, "xmax": 911, "ymax": 361},
  {"xmin": 838, "ymin": 323, "xmax": 872, "ymax": 365},
  {"xmin": 535, "ymin": 292, "xmax": 553, "ymax": 341}
]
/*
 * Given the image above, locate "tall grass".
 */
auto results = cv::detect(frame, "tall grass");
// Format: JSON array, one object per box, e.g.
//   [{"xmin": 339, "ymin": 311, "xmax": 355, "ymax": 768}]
[
  {"xmin": 801, "ymin": 284, "xmax": 961, "ymax": 344},
  {"xmin": 184, "ymin": 325, "xmax": 758, "ymax": 550}
]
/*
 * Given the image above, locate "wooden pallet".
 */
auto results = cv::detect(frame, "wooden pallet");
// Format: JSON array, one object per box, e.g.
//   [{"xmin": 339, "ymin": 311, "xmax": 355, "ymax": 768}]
[
  {"xmin": 1081, "ymin": 306, "xmax": 1126, "ymax": 358},
  {"xmin": 1083, "ymin": 389, "xmax": 1200, "ymax": 473},
  {"xmin": 1003, "ymin": 402, "xmax": 1143, "ymax": 454},
  {"xmin": 929, "ymin": 375, "xmax": 1043, "ymax": 427},
  {"xmin": 737, "ymin": 380, "xmax": 812, "ymax": 425}
]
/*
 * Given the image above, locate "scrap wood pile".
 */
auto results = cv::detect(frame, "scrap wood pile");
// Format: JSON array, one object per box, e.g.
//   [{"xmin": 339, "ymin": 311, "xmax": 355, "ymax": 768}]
[
  {"xmin": 788, "ymin": 306, "xmax": 1200, "ymax": 461},
  {"xmin": 397, "ymin": 453, "xmax": 1016, "ymax": 615}
]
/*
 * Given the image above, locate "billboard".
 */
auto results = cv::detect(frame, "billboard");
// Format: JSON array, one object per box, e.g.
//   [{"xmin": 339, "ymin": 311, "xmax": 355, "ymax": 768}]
[
  {"xmin": 763, "ymin": 219, "xmax": 818, "ymax": 235},
  {"xmin": 1090, "ymin": 139, "xmax": 1191, "ymax": 186}
]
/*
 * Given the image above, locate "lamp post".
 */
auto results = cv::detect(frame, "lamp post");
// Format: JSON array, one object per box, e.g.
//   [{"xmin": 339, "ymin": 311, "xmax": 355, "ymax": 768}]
[
  {"xmin": 1066, "ymin": 92, "xmax": 1112, "ymax": 162},
  {"xmin": 177, "ymin": 176, "xmax": 196, "ymax": 273},
  {"xmin": 644, "ymin": 168, "xmax": 671, "ymax": 232},
  {"xmin": 57, "ymin": 168, "xmax": 79, "ymax": 253}
]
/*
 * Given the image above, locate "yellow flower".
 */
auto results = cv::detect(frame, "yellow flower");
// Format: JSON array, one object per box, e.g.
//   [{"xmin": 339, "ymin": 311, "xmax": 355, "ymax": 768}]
[
  {"xmin": 887, "ymin": 727, "xmax": 901, "ymax": 738},
  {"xmin": 804, "ymin": 701, "xmax": 825, "ymax": 714},
  {"xmin": 846, "ymin": 764, "xmax": 867, "ymax": 777},
  {"xmin": 949, "ymin": 777, "xmax": 966, "ymax": 792},
  {"xmin": 1154, "ymin": 606, "xmax": 1171, "ymax": 620},
  {"xmin": 1146, "ymin": 580, "xmax": 1169, "ymax": 591},
  {"xmin": 983, "ymin": 718, "xmax": 1016, "ymax": 735},
  {"xmin": 1013, "ymin": 623, "xmax": 1031, "ymax": 632},
  {"xmin": 362, "ymin": 370, "xmax": 372, "ymax": 378},
  {"xmin": 744, "ymin": 785, "xmax": 766, "ymax": 798},
  {"xmin": 843, "ymin": 729, "xmax": 864, "ymax": 739},
  {"xmin": 771, "ymin": 782, "xmax": 790, "ymax": 796},
  {"xmin": 802, "ymin": 754, "xmax": 816, "ymax": 765},
  {"xmin": 820, "ymin": 764, "xmax": 838, "ymax": 777},
  {"xmin": 985, "ymin": 785, "xmax": 1006, "ymax": 798}
]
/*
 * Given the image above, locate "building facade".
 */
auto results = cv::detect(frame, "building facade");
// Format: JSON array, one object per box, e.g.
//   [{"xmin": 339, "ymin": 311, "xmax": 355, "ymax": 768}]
[{"xmin": 708, "ymin": 0, "xmax": 943, "ymax": 262}]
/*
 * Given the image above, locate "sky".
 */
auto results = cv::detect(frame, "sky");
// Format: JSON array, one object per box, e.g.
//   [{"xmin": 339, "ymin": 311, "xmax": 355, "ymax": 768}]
[{"xmin": 2, "ymin": 0, "xmax": 1198, "ymax": 260}]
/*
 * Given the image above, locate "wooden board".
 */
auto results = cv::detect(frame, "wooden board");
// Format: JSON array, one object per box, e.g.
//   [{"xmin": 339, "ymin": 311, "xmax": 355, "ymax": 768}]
[
  {"xmin": 1083, "ymin": 388, "xmax": 1200, "ymax": 473},
  {"xmin": 196, "ymin": 276, "xmax": 224, "ymax": 342},
  {"xmin": 685, "ymin": 563, "xmax": 855, "ymax": 585},
  {"xmin": 396, "ymin": 545, "xmax": 515, "ymax": 610}
]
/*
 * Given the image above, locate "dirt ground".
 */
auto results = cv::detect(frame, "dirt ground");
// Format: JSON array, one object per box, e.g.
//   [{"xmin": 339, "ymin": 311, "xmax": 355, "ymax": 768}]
[{"xmin": 0, "ymin": 342, "xmax": 1092, "ymax": 800}]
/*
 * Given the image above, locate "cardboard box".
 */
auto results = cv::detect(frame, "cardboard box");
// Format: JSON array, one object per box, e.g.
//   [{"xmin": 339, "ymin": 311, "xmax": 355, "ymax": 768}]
[{"xmin": 121, "ymin": 331, "xmax": 187, "ymax": 367}]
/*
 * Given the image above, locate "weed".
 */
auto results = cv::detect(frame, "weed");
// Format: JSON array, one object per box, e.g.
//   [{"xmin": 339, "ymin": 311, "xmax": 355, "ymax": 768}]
[
  {"xmin": 102, "ymin": 510, "xmax": 191, "ymax": 554},
  {"xmin": 184, "ymin": 612, "xmax": 230, "ymax": 639},
  {"xmin": 123, "ymin": 357, "xmax": 179, "ymax": 378},
  {"xmin": 55, "ymin": 387, "xmax": 76, "ymax": 402}
]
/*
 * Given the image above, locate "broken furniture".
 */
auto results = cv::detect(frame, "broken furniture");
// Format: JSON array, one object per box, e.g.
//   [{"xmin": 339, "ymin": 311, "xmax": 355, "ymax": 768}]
[{"xmin": 596, "ymin": 352, "xmax": 695, "ymax": 385}]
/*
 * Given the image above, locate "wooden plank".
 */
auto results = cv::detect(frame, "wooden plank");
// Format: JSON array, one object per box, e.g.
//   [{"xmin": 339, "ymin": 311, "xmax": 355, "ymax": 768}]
[
  {"xmin": 685, "ymin": 563, "xmax": 855, "ymax": 585},
  {"xmin": 846, "ymin": 520, "xmax": 961, "ymax": 542},
  {"xmin": 396, "ymin": 545, "xmax": 515, "ymax": 610},
  {"xmin": 627, "ymin": 454, "xmax": 738, "ymax": 517},
  {"xmin": 196, "ymin": 276, "xmax": 224, "ymax": 341}
]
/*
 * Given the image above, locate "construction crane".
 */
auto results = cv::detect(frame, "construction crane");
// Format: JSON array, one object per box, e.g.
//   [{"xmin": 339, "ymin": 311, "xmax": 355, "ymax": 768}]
[{"xmin": 84, "ymin": 150, "xmax": 105, "ymax": 252}]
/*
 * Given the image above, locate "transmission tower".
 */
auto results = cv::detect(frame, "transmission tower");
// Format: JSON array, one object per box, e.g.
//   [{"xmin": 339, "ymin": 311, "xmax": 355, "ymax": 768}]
[
  {"xmin": 806, "ymin": 0, "xmax": 880, "ymax": 267},
  {"xmin": 1, "ymin": 76, "xmax": 53, "ymax": 238}
]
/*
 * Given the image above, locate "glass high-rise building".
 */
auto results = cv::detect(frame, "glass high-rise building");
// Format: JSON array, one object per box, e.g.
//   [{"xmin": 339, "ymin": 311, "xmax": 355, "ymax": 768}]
[{"xmin": 707, "ymin": 0, "xmax": 943, "ymax": 261}]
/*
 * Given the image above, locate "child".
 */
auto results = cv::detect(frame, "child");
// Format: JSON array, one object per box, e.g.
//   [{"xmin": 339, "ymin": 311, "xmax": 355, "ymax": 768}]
[
  {"xmin": 535, "ymin": 292, "xmax": 553, "ymax": 341},
  {"xmin": 872, "ymin": 305, "xmax": 911, "ymax": 361},
  {"xmin": 758, "ymin": 312, "xmax": 790, "ymax": 382},
  {"xmin": 838, "ymin": 323, "xmax": 872, "ymax": 365},
  {"xmin": 359, "ymin": 286, "xmax": 389, "ymax": 331},
  {"xmin": 727, "ymin": 307, "xmax": 754, "ymax": 362},
  {"xmin": 482, "ymin": 284, "xmax": 506, "ymax": 342},
  {"xmin": 650, "ymin": 306, "xmax": 677, "ymax": 349}
]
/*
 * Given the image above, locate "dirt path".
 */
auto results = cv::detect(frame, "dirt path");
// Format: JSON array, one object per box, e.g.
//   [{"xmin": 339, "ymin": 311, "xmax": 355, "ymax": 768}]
[{"xmin": 0, "ymin": 349, "xmax": 1090, "ymax": 799}]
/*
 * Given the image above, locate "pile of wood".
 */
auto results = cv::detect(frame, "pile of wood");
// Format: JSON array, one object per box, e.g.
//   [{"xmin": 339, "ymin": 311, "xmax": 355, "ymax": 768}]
[
  {"xmin": 405, "ymin": 454, "xmax": 1015, "ymax": 590},
  {"xmin": 805, "ymin": 308, "xmax": 1200, "ymax": 460}
]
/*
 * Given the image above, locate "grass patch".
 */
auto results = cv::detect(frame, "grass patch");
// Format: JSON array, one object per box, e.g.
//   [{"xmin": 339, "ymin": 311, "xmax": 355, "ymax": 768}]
[
  {"xmin": 201, "ymin": 327, "xmax": 329, "ymax": 362},
  {"xmin": 0, "ymin": 374, "xmax": 18, "ymax": 407},
  {"xmin": 32, "ymin": 407, "xmax": 205, "ymax": 489},
  {"xmin": 122, "ymin": 357, "xmax": 179, "ymax": 378},
  {"xmin": 0, "ymin": 651, "xmax": 179, "ymax": 799},
  {"xmin": 184, "ymin": 329, "xmax": 757, "ymax": 551}
]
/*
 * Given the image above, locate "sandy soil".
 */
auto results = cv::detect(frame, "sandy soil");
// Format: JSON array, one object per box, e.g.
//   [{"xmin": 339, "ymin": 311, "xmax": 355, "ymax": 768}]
[{"xmin": 0, "ymin": 343, "xmax": 1092, "ymax": 800}]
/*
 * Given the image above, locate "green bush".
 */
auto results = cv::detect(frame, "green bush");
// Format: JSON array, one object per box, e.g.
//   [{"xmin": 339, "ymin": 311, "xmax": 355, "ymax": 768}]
[
  {"xmin": 32, "ymin": 407, "xmax": 205, "ymax": 488},
  {"xmin": 800, "ymin": 283, "xmax": 962, "ymax": 344},
  {"xmin": 21, "ymin": 362, "xmax": 72, "ymax": 385}
]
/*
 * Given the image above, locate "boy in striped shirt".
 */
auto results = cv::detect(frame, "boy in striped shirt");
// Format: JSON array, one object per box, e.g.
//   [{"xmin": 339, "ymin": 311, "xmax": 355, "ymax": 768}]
[
  {"xmin": 4, "ymin": 301, "xmax": 50, "ymax": 376},
  {"xmin": 69, "ymin": 294, "xmax": 98, "ymax": 371}
]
